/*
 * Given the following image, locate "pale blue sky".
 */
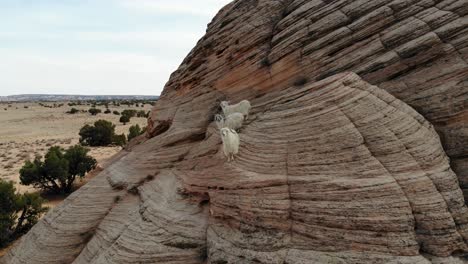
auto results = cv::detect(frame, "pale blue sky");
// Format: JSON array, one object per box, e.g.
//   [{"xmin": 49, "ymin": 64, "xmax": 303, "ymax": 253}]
[{"xmin": 0, "ymin": 0, "xmax": 231, "ymax": 96}]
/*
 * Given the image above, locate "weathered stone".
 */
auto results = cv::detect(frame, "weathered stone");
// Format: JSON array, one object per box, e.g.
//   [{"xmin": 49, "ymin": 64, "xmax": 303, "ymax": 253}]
[{"xmin": 2, "ymin": 0, "xmax": 468, "ymax": 263}]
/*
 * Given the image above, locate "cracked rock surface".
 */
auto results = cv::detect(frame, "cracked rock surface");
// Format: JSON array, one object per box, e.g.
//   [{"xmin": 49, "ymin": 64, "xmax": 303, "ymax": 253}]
[{"xmin": 2, "ymin": 0, "xmax": 468, "ymax": 263}]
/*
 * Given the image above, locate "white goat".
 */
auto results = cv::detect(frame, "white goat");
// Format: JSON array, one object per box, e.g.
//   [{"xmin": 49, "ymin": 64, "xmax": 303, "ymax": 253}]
[
  {"xmin": 220, "ymin": 100, "xmax": 251, "ymax": 119},
  {"xmin": 215, "ymin": 113, "xmax": 244, "ymax": 131},
  {"xmin": 220, "ymin": 128, "xmax": 239, "ymax": 162}
]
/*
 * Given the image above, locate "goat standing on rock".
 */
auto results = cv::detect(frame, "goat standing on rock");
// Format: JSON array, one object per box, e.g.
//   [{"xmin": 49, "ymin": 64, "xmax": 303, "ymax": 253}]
[
  {"xmin": 215, "ymin": 113, "xmax": 244, "ymax": 131},
  {"xmin": 217, "ymin": 100, "xmax": 250, "ymax": 162},
  {"xmin": 220, "ymin": 100, "xmax": 251, "ymax": 120},
  {"xmin": 220, "ymin": 128, "xmax": 239, "ymax": 162}
]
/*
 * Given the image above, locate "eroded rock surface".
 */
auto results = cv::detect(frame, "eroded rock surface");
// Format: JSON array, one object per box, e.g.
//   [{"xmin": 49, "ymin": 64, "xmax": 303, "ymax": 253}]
[
  {"xmin": 2, "ymin": 0, "xmax": 468, "ymax": 263},
  {"xmin": 4, "ymin": 73, "xmax": 468, "ymax": 263},
  {"xmin": 155, "ymin": 0, "xmax": 468, "ymax": 198}
]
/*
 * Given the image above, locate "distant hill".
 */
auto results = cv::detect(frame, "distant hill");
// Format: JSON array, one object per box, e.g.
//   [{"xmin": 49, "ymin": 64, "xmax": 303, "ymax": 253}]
[{"xmin": 0, "ymin": 94, "xmax": 159, "ymax": 102}]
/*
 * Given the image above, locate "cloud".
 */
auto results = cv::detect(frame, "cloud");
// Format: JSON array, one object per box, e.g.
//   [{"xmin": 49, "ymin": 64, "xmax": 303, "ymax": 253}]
[
  {"xmin": 0, "ymin": 0, "xmax": 233, "ymax": 96},
  {"xmin": 0, "ymin": 50, "xmax": 173, "ymax": 95},
  {"xmin": 120, "ymin": 0, "xmax": 231, "ymax": 17},
  {"xmin": 74, "ymin": 31, "xmax": 202, "ymax": 51}
]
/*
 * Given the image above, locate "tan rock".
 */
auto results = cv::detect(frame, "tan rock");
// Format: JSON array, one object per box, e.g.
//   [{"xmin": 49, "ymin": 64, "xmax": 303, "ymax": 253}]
[{"xmin": 2, "ymin": 0, "xmax": 468, "ymax": 263}]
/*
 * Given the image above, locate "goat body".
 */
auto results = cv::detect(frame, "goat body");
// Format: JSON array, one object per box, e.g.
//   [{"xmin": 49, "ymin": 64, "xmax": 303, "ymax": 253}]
[
  {"xmin": 215, "ymin": 113, "xmax": 244, "ymax": 130},
  {"xmin": 220, "ymin": 100, "xmax": 251, "ymax": 119},
  {"xmin": 220, "ymin": 127, "xmax": 240, "ymax": 162}
]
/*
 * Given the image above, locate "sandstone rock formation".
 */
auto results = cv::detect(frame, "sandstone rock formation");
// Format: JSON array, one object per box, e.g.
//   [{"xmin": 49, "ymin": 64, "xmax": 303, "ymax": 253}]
[{"xmin": 3, "ymin": 0, "xmax": 468, "ymax": 263}]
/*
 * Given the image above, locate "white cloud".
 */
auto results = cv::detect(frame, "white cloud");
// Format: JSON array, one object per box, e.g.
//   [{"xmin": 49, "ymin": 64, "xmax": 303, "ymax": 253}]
[
  {"xmin": 0, "ymin": 50, "xmax": 173, "ymax": 95},
  {"xmin": 0, "ymin": 0, "xmax": 233, "ymax": 96},
  {"xmin": 74, "ymin": 30, "xmax": 202, "ymax": 52},
  {"xmin": 120, "ymin": 0, "xmax": 231, "ymax": 16},
  {"xmin": 76, "ymin": 31, "xmax": 200, "ymax": 43}
]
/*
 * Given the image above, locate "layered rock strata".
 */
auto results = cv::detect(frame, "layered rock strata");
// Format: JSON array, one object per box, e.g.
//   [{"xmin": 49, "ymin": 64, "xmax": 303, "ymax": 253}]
[
  {"xmin": 3, "ymin": 0, "xmax": 468, "ymax": 263},
  {"xmin": 156, "ymin": 0, "xmax": 468, "ymax": 198},
  {"xmin": 3, "ymin": 73, "xmax": 468, "ymax": 263}
]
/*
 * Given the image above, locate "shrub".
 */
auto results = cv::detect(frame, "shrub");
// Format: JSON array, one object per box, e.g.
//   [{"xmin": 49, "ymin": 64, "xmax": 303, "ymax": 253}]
[
  {"xmin": 127, "ymin": 124, "xmax": 144, "ymax": 141},
  {"xmin": 0, "ymin": 180, "xmax": 17, "ymax": 247},
  {"xmin": 119, "ymin": 115, "xmax": 130, "ymax": 125},
  {"xmin": 112, "ymin": 134, "xmax": 127, "ymax": 147},
  {"xmin": 137, "ymin": 110, "xmax": 149, "ymax": 118},
  {"xmin": 88, "ymin": 108, "xmax": 102, "ymax": 116},
  {"xmin": 13, "ymin": 192, "xmax": 49, "ymax": 235},
  {"xmin": 19, "ymin": 145, "xmax": 97, "ymax": 194},
  {"xmin": 79, "ymin": 120, "xmax": 116, "ymax": 146},
  {"xmin": 113, "ymin": 110, "xmax": 120, "ymax": 115},
  {"xmin": 79, "ymin": 120, "xmax": 127, "ymax": 146},
  {"xmin": 104, "ymin": 109, "xmax": 111, "ymax": 114},
  {"xmin": 0, "ymin": 180, "xmax": 48, "ymax": 248},
  {"xmin": 121, "ymin": 109, "xmax": 137, "ymax": 118},
  {"xmin": 67, "ymin": 108, "xmax": 79, "ymax": 114}
]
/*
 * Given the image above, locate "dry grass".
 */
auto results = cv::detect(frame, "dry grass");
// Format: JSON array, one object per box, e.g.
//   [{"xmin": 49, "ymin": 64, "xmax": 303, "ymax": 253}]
[{"xmin": 0, "ymin": 101, "xmax": 151, "ymax": 194}]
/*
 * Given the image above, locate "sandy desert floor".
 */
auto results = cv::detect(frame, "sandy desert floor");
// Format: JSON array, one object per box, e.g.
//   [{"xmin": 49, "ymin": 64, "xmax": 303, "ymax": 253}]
[{"xmin": 0, "ymin": 102, "xmax": 151, "ymax": 195}]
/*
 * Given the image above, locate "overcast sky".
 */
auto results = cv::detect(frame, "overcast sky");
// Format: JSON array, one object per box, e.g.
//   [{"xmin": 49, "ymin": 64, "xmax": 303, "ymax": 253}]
[{"xmin": 0, "ymin": 0, "xmax": 231, "ymax": 96}]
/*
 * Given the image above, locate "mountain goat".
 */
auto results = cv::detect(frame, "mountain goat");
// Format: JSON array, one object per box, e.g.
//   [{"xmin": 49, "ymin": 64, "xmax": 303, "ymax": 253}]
[
  {"xmin": 220, "ymin": 100, "xmax": 251, "ymax": 119},
  {"xmin": 220, "ymin": 128, "xmax": 239, "ymax": 162},
  {"xmin": 215, "ymin": 113, "xmax": 245, "ymax": 131}
]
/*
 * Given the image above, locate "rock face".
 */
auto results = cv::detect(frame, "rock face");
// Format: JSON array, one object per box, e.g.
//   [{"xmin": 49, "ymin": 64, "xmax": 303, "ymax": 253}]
[{"xmin": 3, "ymin": 0, "xmax": 468, "ymax": 263}]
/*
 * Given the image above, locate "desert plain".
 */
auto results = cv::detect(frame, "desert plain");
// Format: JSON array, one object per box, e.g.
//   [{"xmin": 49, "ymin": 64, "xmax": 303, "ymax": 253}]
[{"xmin": 0, "ymin": 102, "xmax": 151, "ymax": 195}]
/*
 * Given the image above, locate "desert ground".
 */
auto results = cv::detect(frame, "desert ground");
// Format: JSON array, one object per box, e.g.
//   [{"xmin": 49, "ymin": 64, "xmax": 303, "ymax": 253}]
[{"xmin": 0, "ymin": 102, "xmax": 151, "ymax": 195}]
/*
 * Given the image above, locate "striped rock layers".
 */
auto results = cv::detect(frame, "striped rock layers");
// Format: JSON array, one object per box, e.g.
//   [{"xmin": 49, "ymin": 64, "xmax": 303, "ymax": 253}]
[{"xmin": 3, "ymin": 0, "xmax": 468, "ymax": 263}]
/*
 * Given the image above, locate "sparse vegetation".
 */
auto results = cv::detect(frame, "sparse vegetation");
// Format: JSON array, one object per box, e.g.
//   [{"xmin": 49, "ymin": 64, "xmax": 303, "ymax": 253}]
[
  {"xmin": 127, "ymin": 124, "xmax": 145, "ymax": 141},
  {"xmin": 39, "ymin": 103, "xmax": 64, "ymax": 108},
  {"xmin": 67, "ymin": 108, "xmax": 79, "ymax": 114},
  {"xmin": 119, "ymin": 115, "xmax": 130, "ymax": 125},
  {"xmin": 1, "ymin": 100, "xmax": 152, "ymax": 205},
  {"xmin": 19, "ymin": 145, "xmax": 97, "ymax": 194},
  {"xmin": 79, "ymin": 120, "xmax": 127, "ymax": 147},
  {"xmin": 79, "ymin": 120, "xmax": 115, "ymax": 146},
  {"xmin": 121, "ymin": 109, "xmax": 137, "ymax": 118},
  {"xmin": 137, "ymin": 110, "xmax": 149, "ymax": 118},
  {"xmin": 88, "ymin": 108, "xmax": 102, "ymax": 116},
  {"xmin": 0, "ymin": 179, "xmax": 48, "ymax": 248},
  {"xmin": 112, "ymin": 134, "xmax": 127, "ymax": 147}
]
